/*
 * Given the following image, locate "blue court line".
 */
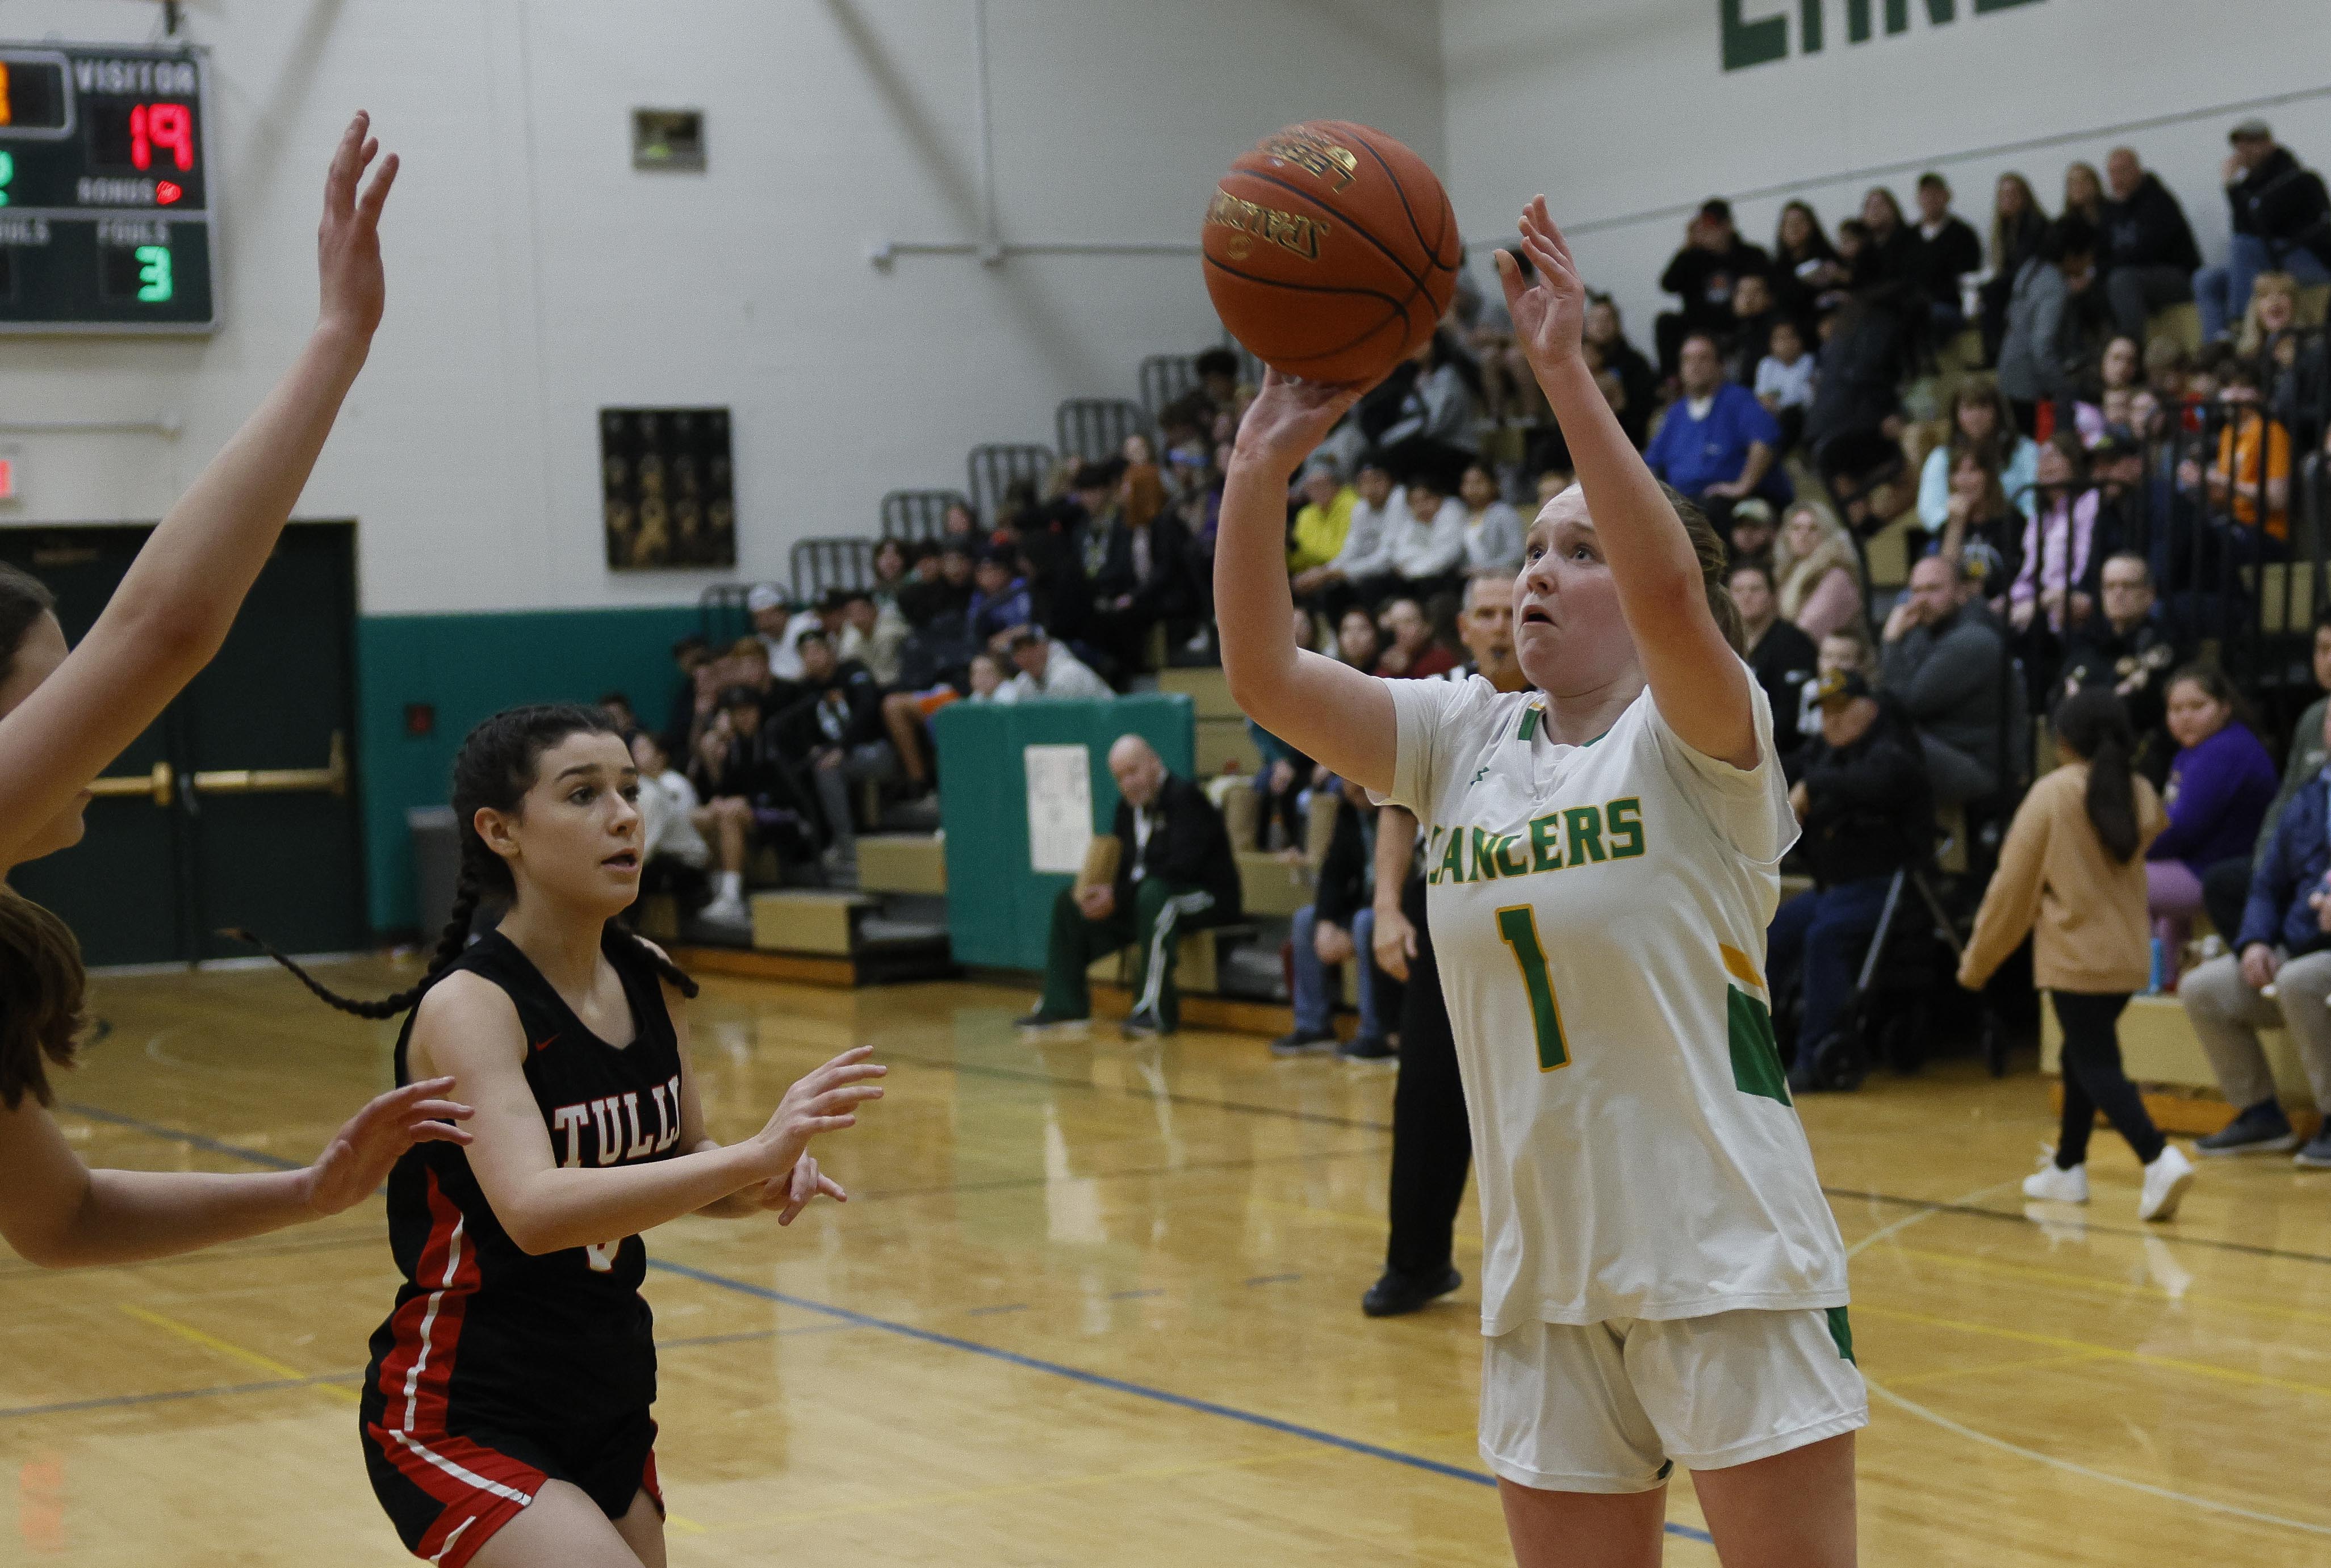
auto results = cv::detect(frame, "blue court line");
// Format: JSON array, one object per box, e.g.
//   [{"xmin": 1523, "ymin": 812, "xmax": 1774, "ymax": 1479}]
[
  {"xmin": 62, "ymin": 1102, "xmax": 305, "ymax": 1171},
  {"xmin": 1242, "ymin": 1272, "xmax": 1303, "ymax": 1286},
  {"xmin": 52, "ymin": 1101, "xmax": 1717, "ymax": 1548},
  {"xmin": 647, "ymin": 1257, "xmax": 1716, "ymax": 1546},
  {"xmin": 0, "ymin": 1371, "xmax": 361, "ymax": 1420}
]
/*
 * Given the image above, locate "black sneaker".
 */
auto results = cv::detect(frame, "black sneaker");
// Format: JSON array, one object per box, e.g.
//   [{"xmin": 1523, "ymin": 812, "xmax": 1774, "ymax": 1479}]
[
  {"xmin": 1120, "ymin": 1008, "xmax": 1169, "ymax": 1039},
  {"xmin": 2295, "ymin": 1127, "xmax": 2331, "ymax": 1169},
  {"xmin": 2195, "ymin": 1101, "xmax": 2297, "ymax": 1156},
  {"xmin": 1015, "ymin": 1009, "xmax": 1085, "ymax": 1029},
  {"xmin": 1338, "ymin": 1034, "xmax": 1396, "ymax": 1061},
  {"xmin": 1361, "ymin": 1265, "xmax": 1462, "ymax": 1318},
  {"xmin": 1271, "ymin": 1028, "xmax": 1337, "ymax": 1058}
]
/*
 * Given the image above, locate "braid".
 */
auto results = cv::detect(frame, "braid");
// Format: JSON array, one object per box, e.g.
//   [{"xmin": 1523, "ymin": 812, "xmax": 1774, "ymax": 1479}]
[
  {"xmin": 615, "ymin": 922, "xmax": 700, "ymax": 1000},
  {"xmin": 225, "ymin": 862, "xmax": 486, "ymax": 1020},
  {"xmin": 223, "ymin": 926, "xmax": 425, "ymax": 1019}
]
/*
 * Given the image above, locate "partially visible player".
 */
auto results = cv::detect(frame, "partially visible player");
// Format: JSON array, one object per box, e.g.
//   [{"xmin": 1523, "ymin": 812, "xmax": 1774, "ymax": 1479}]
[
  {"xmin": 250, "ymin": 703, "xmax": 882, "ymax": 1568},
  {"xmin": 0, "ymin": 116, "xmax": 480, "ymax": 1271},
  {"xmin": 1214, "ymin": 196, "xmax": 1858, "ymax": 1566}
]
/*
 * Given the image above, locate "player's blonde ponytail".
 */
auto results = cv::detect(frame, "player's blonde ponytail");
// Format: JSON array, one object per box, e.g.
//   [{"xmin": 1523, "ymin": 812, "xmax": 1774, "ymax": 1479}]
[{"xmin": 1659, "ymin": 483, "xmax": 1746, "ymax": 656}]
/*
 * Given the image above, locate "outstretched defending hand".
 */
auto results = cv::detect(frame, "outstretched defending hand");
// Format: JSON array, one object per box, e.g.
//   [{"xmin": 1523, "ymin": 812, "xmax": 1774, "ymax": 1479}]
[
  {"xmin": 749, "ymin": 1045, "xmax": 887, "ymax": 1180},
  {"xmin": 754, "ymin": 1153, "xmax": 848, "ymax": 1226},
  {"xmin": 1231, "ymin": 368, "xmax": 1375, "ymax": 480},
  {"xmin": 303, "ymin": 1077, "xmax": 474, "ymax": 1216},
  {"xmin": 1497, "ymin": 195, "xmax": 1587, "ymax": 381},
  {"xmin": 317, "ymin": 111, "xmax": 400, "ymax": 343}
]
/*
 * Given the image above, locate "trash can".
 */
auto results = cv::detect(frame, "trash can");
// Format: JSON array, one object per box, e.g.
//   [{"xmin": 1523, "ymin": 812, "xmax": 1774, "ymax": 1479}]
[{"xmin": 407, "ymin": 806, "xmax": 460, "ymax": 941}]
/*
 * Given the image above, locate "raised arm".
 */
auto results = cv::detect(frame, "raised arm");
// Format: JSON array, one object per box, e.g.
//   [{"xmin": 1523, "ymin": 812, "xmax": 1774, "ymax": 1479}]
[
  {"xmin": 0, "ymin": 1076, "xmax": 470, "ymax": 1269},
  {"xmin": 1215, "ymin": 375, "xmax": 1397, "ymax": 795},
  {"xmin": 1503, "ymin": 197, "xmax": 1756, "ymax": 769},
  {"xmin": 0, "ymin": 115, "xmax": 396, "ymax": 867},
  {"xmin": 417, "ymin": 975, "xmax": 880, "ymax": 1255}
]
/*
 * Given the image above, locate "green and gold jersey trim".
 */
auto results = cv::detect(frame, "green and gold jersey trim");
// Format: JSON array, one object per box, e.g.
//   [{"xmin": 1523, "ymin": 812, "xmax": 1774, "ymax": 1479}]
[{"xmin": 1721, "ymin": 941, "xmax": 1790, "ymax": 1106}]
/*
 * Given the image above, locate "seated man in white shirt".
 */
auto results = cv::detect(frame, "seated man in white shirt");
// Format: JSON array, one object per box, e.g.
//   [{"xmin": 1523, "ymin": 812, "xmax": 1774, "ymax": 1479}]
[
  {"xmin": 1292, "ymin": 460, "xmax": 1403, "ymax": 620},
  {"xmin": 1356, "ymin": 471, "xmax": 1468, "ymax": 611},
  {"xmin": 1002, "ymin": 627, "xmax": 1113, "ymax": 702}
]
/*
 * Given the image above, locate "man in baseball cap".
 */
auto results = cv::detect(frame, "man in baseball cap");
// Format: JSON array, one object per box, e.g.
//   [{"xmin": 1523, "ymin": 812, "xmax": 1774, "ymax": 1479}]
[{"xmin": 2196, "ymin": 116, "xmax": 2331, "ymax": 340}]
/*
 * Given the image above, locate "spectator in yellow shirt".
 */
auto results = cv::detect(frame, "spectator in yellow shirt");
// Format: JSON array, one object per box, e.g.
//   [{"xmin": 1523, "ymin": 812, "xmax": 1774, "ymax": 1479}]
[{"xmin": 1287, "ymin": 458, "xmax": 1357, "ymax": 574}]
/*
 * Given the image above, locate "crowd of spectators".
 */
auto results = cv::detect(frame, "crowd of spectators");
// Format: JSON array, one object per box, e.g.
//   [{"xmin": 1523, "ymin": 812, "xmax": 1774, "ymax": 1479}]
[{"xmin": 648, "ymin": 119, "xmax": 2331, "ymax": 1113}]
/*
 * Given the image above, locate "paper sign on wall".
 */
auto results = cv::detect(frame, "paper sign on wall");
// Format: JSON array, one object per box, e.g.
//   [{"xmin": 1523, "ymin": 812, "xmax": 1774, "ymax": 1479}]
[{"xmin": 1024, "ymin": 744, "xmax": 1094, "ymax": 875}]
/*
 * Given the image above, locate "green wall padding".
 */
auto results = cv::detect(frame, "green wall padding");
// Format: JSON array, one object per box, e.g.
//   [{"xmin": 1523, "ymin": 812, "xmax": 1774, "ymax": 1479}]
[
  {"xmin": 357, "ymin": 606, "xmax": 700, "ymax": 932},
  {"xmin": 932, "ymin": 694, "xmax": 1195, "ymax": 972}
]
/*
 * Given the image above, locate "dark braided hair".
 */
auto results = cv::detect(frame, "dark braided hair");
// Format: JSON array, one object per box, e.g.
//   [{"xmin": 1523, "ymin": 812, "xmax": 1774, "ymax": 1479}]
[{"xmin": 231, "ymin": 703, "xmax": 696, "ymax": 1014}]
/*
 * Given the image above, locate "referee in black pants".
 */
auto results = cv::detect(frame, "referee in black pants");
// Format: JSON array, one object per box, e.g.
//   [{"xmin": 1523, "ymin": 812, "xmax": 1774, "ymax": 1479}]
[
  {"xmin": 1363, "ymin": 818, "xmax": 1472, "ymax": 1317},
  {"xmin": 1359, "ymin": 571, "xmax": 1529, "ymax": 1317}
]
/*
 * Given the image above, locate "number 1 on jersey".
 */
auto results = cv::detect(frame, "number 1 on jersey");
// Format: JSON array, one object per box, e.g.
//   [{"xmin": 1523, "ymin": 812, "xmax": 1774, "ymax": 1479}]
[{"xmin": 1495, "ymin": 905, "xmax": 1570, "ymax": 1072}]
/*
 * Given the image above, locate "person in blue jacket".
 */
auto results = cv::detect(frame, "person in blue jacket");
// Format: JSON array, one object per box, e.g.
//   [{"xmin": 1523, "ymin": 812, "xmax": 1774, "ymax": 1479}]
[{"xmin": 2179, "ymin": 701, "xmax": 2331, "ymax": 1168}]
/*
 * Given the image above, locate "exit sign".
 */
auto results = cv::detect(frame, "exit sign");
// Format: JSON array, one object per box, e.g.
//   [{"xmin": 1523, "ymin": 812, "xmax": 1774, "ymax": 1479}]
[{"xmin": 0, "ymin": 456, "xmax": 16, "ymax": 500}]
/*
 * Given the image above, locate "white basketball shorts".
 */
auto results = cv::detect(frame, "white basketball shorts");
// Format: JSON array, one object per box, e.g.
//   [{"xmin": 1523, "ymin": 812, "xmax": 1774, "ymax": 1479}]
[{"xmin": 1479, "ymin": 1307, "xmax": 1868, "ymax": 1493}]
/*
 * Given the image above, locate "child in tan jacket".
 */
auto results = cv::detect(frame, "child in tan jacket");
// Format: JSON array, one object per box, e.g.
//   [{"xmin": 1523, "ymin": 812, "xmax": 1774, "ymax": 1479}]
[{"xmin": 1959, "ymin": 687, "xmax": 2197, "ymax": 1221}]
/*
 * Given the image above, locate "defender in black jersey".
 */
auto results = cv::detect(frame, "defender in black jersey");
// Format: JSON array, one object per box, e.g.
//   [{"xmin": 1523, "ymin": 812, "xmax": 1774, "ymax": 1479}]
[
  {"xmin": 360, "ymin": 925, "xmax": 684, "ymax": 1563},
  {"xmin": 261, "ymin": 704, "xmax": 883, "ymax": 1568}
]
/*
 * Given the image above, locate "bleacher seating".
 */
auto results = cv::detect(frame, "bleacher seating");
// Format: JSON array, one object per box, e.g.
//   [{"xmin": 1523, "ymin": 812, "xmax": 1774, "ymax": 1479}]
[
  {"xmin": 1138, "ymin": 354, "xmax": 1197, "ymax": 418},
  {"xmin": 879, "ymin": 489, "xmax": 970, "ymax": 544},
  {"xmin": 788, "ymin": 536, "xmax": 874, "ymax": 602},
  {"xmin": 1055, "ymin": 398, "xmax": 1152, "ymax": 463},
  {"xmin": 966, "ymin": 442, "xmax": 1053, "ymax": 526}
]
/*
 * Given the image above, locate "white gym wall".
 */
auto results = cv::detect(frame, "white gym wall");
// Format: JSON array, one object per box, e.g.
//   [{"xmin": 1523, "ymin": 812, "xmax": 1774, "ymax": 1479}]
[{"xmin": 0, "ymin": 0, "xmax": 1445, "ymax": 614}]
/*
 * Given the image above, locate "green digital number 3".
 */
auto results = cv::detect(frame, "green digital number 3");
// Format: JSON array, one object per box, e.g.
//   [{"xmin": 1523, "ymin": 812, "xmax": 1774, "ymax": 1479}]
[
  {"xmin": 1495, "ymin": 905, "xmax": 1570, "ymax": 1072},
  {"xmin": 0, "ymin": 149, "xmax": 13, "ymax": 206},
  {"xmin": 133, "ymin": 244, "xmax": 173, "ymax": 303}
]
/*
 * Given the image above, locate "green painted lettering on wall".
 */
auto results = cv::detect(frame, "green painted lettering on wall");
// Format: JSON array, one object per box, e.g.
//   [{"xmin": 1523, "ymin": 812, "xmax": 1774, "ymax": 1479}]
[
  {"xmin": 1726, "ymin": 0, "xmax": 2037, "ymax": 70},
  {"xmin": 1719, "ymin": 0, "xmax": 1788, "ymax": 71}
]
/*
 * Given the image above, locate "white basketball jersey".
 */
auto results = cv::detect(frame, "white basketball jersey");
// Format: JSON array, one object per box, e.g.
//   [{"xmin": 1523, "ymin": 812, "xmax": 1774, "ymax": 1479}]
[{"xmin": 1383, "ymin": 671, "xmax": 1848, "ymax": 1334}]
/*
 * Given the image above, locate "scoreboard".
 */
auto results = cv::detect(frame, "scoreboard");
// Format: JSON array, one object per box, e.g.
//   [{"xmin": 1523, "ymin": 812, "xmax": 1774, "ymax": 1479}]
[{"xmin": 0, "ymin": 44, "xmax": 215, "ymax": 333}]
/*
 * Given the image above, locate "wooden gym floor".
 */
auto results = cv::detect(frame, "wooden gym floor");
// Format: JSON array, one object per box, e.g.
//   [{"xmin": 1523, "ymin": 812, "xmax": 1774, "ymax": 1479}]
[{"xmin": 7, "ymin": 962, "xmax": 2331, "ymax": 1566}]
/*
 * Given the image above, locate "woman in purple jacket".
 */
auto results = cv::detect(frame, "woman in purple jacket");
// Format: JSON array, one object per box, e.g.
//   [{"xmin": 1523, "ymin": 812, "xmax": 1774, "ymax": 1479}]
[{"xmin": 2148, "ymin": 665, "xmax": 2278, "ymax": 986}]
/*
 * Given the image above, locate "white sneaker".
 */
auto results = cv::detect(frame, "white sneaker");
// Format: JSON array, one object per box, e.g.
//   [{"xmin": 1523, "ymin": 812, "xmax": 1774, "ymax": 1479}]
[
  {"xmin": 2022, "ymin": 1159, "xmax": 2089, "ymax": 1204},
  {"xmin": 2139, "ymin": 1143, "xmax": 2196, "ymax": 1223},
  {"xmin": 699, "ymin": 893, "xmax": 750, "ymax": 928}
]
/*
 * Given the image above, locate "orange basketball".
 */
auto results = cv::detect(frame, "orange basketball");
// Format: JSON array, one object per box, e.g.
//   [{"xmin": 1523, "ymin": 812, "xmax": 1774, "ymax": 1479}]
[{"xmin": 1201, "ymin": 121, "xmax": 1462, "ymax": 385}]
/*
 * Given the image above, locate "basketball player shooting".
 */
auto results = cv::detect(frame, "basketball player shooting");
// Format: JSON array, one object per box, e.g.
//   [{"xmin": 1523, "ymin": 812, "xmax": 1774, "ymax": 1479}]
[{"xmin": 1212, "ymin": 196, "xmax": 1861, "ymax": 1566}]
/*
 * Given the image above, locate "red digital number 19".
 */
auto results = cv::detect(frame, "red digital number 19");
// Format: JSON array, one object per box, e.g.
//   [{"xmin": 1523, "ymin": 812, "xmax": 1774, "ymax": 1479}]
[{"xmin": 129, "ymin": 103, "xmax": 194, "ymax": 172}]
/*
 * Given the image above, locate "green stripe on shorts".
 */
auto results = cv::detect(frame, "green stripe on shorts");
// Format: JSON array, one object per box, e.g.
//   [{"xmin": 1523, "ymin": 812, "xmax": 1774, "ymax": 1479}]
[{"xmin": 1826, "ymin": 1306, "xmax": 1855, "ymax": 1364}]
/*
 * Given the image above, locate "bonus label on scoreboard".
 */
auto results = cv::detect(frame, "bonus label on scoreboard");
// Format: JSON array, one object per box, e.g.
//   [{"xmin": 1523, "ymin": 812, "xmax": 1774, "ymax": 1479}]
[{"xmin": 0, "ymin": 44, "xmax": 216, "ymax": 332}]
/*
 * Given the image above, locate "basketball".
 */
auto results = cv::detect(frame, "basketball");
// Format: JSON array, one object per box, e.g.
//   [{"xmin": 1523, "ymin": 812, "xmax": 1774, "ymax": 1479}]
[{"xmin": 1201, "ymin": 120, "xmax": 1462, "ymax": 385}]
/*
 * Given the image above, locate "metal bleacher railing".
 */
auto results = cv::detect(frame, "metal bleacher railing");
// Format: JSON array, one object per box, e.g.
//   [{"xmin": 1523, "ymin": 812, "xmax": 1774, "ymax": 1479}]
[
  {"xmin": 1054, "ymin": 398, "xmax": 1152, "ymax": 464},
  {"xmin": 879, "ymin": 489, "xmax": 970, "ymax": 544},
  {"xmin": 1983, "ymin": 328, "xmax": 2331, "ymax": 735},
  {"xmin": 1138, "ymin": 354, "xmax": 1196, "ymax": 419},
  {"xmin": 966, "ymin": 442, "xmax": 1053, "ymax": 527},
  {"xmin": 789, "ymin": 536, "xmax": 875, "ymax": 603}
]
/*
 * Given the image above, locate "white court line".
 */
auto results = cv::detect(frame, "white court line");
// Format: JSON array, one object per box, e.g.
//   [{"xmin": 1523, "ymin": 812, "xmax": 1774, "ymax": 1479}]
[
  {"xmin": 1845, "ymin": 1179, "xmax": 2331, "ymax": 1540},
  {"xmin": 1865, "ymin": 1383, "xmax": 2331, "ymax": 1538}
]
